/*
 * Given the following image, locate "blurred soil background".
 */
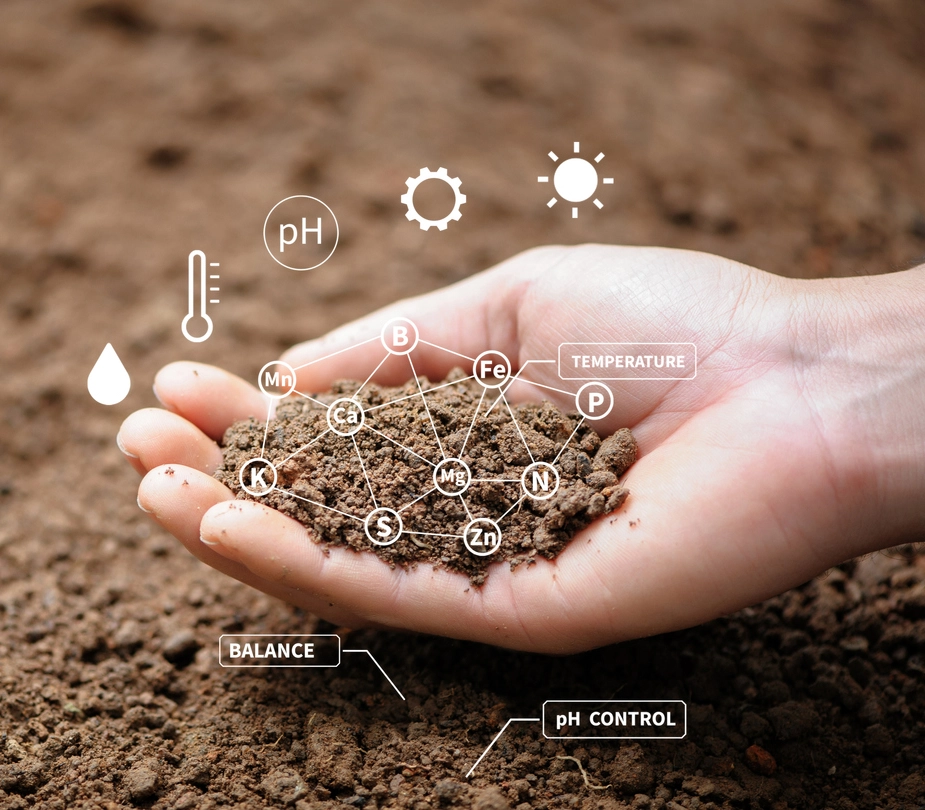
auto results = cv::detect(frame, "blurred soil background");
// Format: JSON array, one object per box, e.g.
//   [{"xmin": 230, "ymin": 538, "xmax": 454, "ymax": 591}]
[{"xmin": 1, "ymin": 1, "xmax": 925, "ymax": 808}]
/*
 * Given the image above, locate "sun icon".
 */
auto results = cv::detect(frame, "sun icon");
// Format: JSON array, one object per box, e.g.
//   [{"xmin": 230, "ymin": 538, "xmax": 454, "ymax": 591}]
[{"xmin": 538, "ymin": 142, "xmax": 614, "ymax": 218}]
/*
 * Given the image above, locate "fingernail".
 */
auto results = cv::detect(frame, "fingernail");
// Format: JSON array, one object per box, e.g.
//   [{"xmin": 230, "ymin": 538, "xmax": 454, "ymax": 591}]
[
  {"xmin": 116, "ymin": 432, "xmax": 139, "ymax": 459},
  {"xmin": 199, "ymin": 532, "xmax": 219, "ymax": 546},
  {"xmin": 137, "ymin": 496, "xmax": 154, "ymax": 514},
  {"xmin": 152, "ymin": 384, "xmax": 166, "ymax": 407}
]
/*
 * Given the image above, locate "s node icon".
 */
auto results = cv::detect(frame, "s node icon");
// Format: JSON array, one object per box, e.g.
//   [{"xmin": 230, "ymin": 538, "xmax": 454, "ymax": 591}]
[
  {"xmin": 365, "ymin": 507, "xmax": 403, "ymax": 546},
  {"xmin": 401, "ymin": 167, "xmax": 466, "ymax": 231}
]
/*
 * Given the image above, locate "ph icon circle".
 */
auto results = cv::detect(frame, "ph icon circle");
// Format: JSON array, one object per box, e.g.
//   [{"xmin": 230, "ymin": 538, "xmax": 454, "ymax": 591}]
[{"xmin": 264, "ymin": 195, "xmax": 339, "ymax": 272}]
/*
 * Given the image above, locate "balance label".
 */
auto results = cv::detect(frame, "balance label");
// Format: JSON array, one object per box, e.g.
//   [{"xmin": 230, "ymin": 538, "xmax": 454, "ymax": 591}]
[
  {"xmin": 559, "ymin": 343, "xmax": 697, "ymax": 380},
  {"xmin": 219, "ymin": 634, "xmax": 341, "ymax": 668},
  {"xmin": 543, "ymin": 700, "xmax": 687, "ymax": 739}
]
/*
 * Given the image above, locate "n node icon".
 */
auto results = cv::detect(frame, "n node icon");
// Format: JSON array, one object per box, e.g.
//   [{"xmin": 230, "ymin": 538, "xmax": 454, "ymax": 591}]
[
  {"xmin": 521, "ymin": 461, "xmax": 560, "ymax": 501},
  {"xmin": 538, "ymin": 142, "xmax": 614, "ymax": 219}
]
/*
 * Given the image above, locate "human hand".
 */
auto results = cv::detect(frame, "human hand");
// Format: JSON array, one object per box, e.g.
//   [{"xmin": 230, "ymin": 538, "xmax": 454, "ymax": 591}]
[{"xmin": 118, "ymin": 245, "xmax": 925, "ymax": 652}]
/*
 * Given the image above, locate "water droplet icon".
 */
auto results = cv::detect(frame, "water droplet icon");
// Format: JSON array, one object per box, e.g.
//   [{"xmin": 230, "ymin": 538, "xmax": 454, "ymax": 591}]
[{"xmin": 88, "ymin": 343, "xmax": 131, "ymax": 405}]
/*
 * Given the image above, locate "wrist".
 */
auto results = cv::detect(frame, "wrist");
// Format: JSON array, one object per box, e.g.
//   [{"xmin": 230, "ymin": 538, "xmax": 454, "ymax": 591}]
[{"xmin": 791, "ymin": 265, "xmax": 925, "ymax": 554}]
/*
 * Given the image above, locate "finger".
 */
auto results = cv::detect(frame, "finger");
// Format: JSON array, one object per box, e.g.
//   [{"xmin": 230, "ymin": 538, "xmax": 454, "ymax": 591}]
[
  {"xmin": 153, "ymin": 362, "xmax": 269, "ymax": 441},
  {"xmin": 200, "ymin": 497, "xmax": 538, "ymax": 645},
  {"xmin": 139, "ymin": 465, "xmax": 374, "ymax": 628},
  {"xmin": 118, "ymin": 408, "xmax": 223, "ymax": 475},
  {"xmin": 279, "ymin": 247, "xmax": 559, "ymax": 392}
]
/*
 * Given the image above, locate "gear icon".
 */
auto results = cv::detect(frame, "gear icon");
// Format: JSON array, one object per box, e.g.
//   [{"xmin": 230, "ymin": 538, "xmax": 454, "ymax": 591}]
[{"xmin": 400, "ymin": 167, "xmax": 466, "ymax": 231}]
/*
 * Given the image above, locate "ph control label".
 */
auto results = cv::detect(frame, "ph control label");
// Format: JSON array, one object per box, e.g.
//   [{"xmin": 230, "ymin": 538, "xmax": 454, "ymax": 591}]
[{"xmin": 543, "ymin": 700, "xmax": 687, "ymax": 739}]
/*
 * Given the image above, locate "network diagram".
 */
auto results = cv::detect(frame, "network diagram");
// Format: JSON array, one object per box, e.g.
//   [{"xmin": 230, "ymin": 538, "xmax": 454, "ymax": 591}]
[{"xmin": 234, "ymin": 317, "xmax": 629, "ymax": 558}]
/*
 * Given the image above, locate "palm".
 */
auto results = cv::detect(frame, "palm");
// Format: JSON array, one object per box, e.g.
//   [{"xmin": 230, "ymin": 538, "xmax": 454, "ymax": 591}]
[{"xmin": 121, "ymin": 246, "xmax": 841, "ymax": 652}]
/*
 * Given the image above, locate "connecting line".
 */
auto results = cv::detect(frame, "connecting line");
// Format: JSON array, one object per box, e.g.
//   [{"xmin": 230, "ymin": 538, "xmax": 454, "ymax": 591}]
[
  {"xmin": 274, "ymin": 488, "xmax": 364, "ymax": 523},
  {"xmin": 293, "ymin": 390, "xmax": 329, "ymax": 409},
  {"xmin": 484, "ymin": 360, "xmax": 556, "ymax": 417},
  {"xmin": 397, "ymin": 487, "xmax": 438, "ymax": 513},
  {"xmin": 405, "ymin": 530, "xmax": 464, "ymax": 539},
  {"xmin": 354, "ymin": 353, "xmax": 390, "ymax": 398},
  {"xmin": 408, "ymin": 354, "xmax": 446, "ymax": 460},
  {"xmin": 502, "ymin": 391, "xmax": 535, "ymax": 465},
  {"xmin": 473, "ymin": 478, "xmax": 520, "ymax": 483},
  {"xmin": 363, "ymin": 425, "xmax": 437, "ymax": 468},
  {"xmin": 342, "ymin": 649, "xmax": 405, "ymax": 700},
  {"xmin": 460, "ymin": 388, "xmax": 486, "ymax": 456},
  {"xmin": 365, "ymin": 376, "xmax": 477, "ymax": 412},
  {"xmin": 291, "ymin": 335, "xmax": 379, "ymax": 371},
  {"xmin": 260, "ymin": 400, "xmax": 273, "ymax": 456},
  {"xmin": 460, "ymin": 496, "xmax": 474, "ymax": 522},
  {"xmin": 278, "ymin": 428, "xmax": 332, "ymax": 465},
  {"xmin": 351, "ymin": 435, "xmax": 378, "ymax": 510},
  {"xmin": 418, "ymin": 339, "xmax": 476, "ymax": 362},
  {"xmin": 553, "ymin": 416, "xmax": 586, "ymax": 464},
  {"xmin": 498, "ymin": 495, "xmax": 526, "ymax": 523},
  {"xmin": 466, "ymin": 718, "xmax": 540, "ymax": 778}
]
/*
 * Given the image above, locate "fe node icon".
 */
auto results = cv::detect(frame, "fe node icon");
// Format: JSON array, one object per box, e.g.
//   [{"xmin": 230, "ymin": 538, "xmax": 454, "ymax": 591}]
[
  {"xmin": 473, "ymin": 350, "xmax": 511, "ymax": 389},
  {"xmin": 433, "ymin": 457, "xmax": 472, "ymax": 497},
  {"xmin": 240, "ymin": 457, "xmax": 277, "ymax": 497},
  {"xmin": 538, "ymin": 142, "xmax": 614, "ymax": 219},
  {"xmin": 401, "ymin": 167, "xmax": 466, "ymax": 231},
  {"xmin": 463, "ymin": 518, "xmax": 502, "ymax": 557},
  {"xmin": 326, "ymin": 397, "xmax": 366, "ymax": 436},
  {"xmin": 364, "ymin": 507, "xmax": 403, "ymax": 547},
  {"xmin": 264, "ymin": 195, "xmax": 339, "ymax": 271}
]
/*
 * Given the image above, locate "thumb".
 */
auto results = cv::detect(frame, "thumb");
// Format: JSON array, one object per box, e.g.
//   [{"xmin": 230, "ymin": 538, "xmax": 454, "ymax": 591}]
[{"xmin": 279, "ymin": 247, "xmax": 555, "ymax": 392}]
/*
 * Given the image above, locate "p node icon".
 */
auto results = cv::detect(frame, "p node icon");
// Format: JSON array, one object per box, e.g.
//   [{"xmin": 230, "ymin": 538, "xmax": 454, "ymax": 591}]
[
  {"xmin": 576, "ymin": 381, "xmax": 614, "ymax": 420},
  {"xmin": 433, "ymin": 457, "xmax": 472, "ymax": 497},
  {"xmin": 381, "ymin": 317, "xmax": 419, "ymax": 356},
  {"xmin": 473, "ymin": 350, "xmax": 511, "ymax": 389},
  {"xmin": 326, "ymin": 397, "xmax": 366, "ymax": 436},
  {"xmin": 240, "ymin": 457, "xmax": 277, "ymax": 497},
  {"xmin": 463, "ymin": 518, "xmax": 502, "ymax": 557},
  {"xmin": 521, "ymin": 461, "xmax": 560, "ymax": 501},
  {"xmin": 258, "ymin": 361, "xmax": 297, "ymax": 399},
  {"xmin": 364, "ymin": 507, "xmax": 403, "ymax": 547}
]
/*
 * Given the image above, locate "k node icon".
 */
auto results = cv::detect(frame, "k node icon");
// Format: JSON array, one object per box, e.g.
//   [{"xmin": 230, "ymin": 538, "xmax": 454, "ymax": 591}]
[
  {"xmin": 244, "ymin": 318, "xmax": 620, "ymax": 560},
  {"xmin": 401, "ymin": 167, "xmax": 466, "ymax": 231}
]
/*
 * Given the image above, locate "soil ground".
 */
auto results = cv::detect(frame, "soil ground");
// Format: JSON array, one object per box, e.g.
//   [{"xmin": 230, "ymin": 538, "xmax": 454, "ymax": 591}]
[{"xmin": 2, "ymin": 1, "xmax": 925, "ymax": 808}]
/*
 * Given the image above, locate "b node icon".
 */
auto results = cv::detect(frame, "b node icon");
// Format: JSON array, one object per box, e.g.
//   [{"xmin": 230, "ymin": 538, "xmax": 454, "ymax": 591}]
[
  {"xmin": 264, "ymin": 195, "xmax": 339, "ymax": 271},
  {"xmin": 240, "ymin": 457, "xmax": 277, "ymax": 497},
  {"xmin": 364, "ymin": 507, "xmax": 403, "ymax": 547},
  {"xmin": 521, "ymin": 461, "xmax": 560, "ymax": 501},
  {"xmin": 326, "ymin": 397, "xmax": 366, "ymax": 436},
  {"xmin": 473, "ymin": 350, "xmax": 511, "ymax": 389},
  {"xmin": 433, "ymin": 457, "xmax": 472, "ymax": 497},
  {"xmin": 401, "ymin": 167, "xmax": 466, "ymax": 231},
  {"xmin": 576, "ymin": 382, "xmax": 614, "ymax": 420},
  {"xmin": 381, "ymin": 317, "xmax": 419, "ymax": 355},
  {"xmin": 463, "ymin": 518, "xmax": 502, "ymax": 557},
  {"xmin": 258, "ymin": 361, "xmax": 297, "ymax": 399}
]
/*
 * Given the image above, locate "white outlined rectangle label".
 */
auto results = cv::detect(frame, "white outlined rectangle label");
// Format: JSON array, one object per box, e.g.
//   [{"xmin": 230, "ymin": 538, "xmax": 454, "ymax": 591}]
[
  {"xmin": 542, "ymin": 700, "xmax": 687, "ymax": 739},
  {"xmin": 558, "ymin": 343, "xmax": 697, "ymax": 380},
  {"xmin": 219, "ymin": 634, "xmax": 341, "ymax": 668}
]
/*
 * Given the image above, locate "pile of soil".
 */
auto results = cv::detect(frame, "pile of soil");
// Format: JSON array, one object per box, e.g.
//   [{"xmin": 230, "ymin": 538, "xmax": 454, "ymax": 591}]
[{"xmin": 217, "ymin": 373, "xmax": 637, "ymax": 584}]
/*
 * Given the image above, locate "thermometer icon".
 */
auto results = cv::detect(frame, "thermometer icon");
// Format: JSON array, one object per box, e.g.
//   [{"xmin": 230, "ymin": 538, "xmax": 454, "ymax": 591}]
[{"xmin": 181, "ymin": 249, "xmax": 219, "ymax": 343}]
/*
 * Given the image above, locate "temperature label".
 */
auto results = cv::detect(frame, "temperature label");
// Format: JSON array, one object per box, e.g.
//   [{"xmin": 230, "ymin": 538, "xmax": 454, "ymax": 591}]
[{"xmin": 181, "ymin": 249, "xmax": 220, "ymax": 343}]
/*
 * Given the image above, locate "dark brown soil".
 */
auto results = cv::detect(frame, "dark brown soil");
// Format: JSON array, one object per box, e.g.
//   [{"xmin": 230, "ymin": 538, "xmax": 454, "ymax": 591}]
[
  {"xmin": 217, "ymin": 374, "xmax": 636, "ymax": 584},
  {"xmin": 3, "ymin": 1, "xmax": 925, "ymax": 808}
]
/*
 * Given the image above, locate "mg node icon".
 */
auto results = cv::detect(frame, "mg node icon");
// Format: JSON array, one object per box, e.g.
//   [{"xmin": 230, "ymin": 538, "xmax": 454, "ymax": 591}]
[
  {"xmin": 327, "ymin": 397, "xmax": 366, "ymax": 436},
  {"xmin": 240, "ymin": 457, "xmax": 277, "ymax": 497},
  {"xmin": 365, "ymin": 507, "xmax": 403, "ymax": 547},
  {"xmin": 521, "ymin": 461, "xmax": 560, "ymax": 501},
  {"xmin": 433, "ymin": 457, "xmax": 472, "ymax": 497},
  {"xmin": 463, "ymin": 518, "xmax": 502, "ymax": 557}
]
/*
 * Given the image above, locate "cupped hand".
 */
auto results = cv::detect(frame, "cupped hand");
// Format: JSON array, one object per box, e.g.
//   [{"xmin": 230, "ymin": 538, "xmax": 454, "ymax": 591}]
[{"xmin": 118, "ymin": 245, "xmax": 889, "ymax": 653}]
